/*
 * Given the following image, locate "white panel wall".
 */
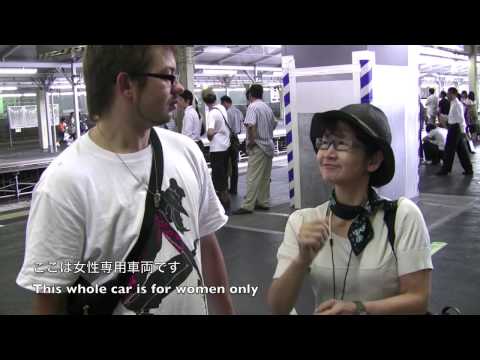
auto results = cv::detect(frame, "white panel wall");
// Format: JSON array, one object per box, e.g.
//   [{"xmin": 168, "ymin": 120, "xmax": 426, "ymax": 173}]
[
  {"xmin": 296, "ymin": 80, "xmax": 355, "ymax": 113},
  {"xmin": 295, "ymin": 78, "xmax": 357, "ymax": 208},
  {"xmin": 372, "ymin": 64, "xmax": 419, "ymax": 199}
]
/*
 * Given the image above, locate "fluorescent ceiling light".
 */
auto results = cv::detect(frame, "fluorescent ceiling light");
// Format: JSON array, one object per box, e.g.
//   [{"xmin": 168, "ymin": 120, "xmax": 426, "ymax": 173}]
[
  {"xmin": 420, "ymin": 47, "xmax": 467, "ymax": 60},
  {"xmin": 0, "ymin": 86, "xmax": 18, "ymax": 91},
  {"xmin": 195, "ymin": 64, "xmax": 281, "ymax": 72},
  {"xmin": 202, "ymin": 69, "xmax": 237, "ymax": 76},
  {"xmin": 263, "ymin": 45, "xmax": 282, "ymax": 48},
  {"xmin": 204, "ymin": 46, "xmax": 231, "ymax": 54},
  {"xmin": 50, "ymin": 84, "xmax": 86, "ymax": 90},
  {"xmin": 0, "ymin": 93, "xmax": 36, "ymax": 98},
  {"xmin": 262, "ymin": 72, "xmax": 283, "ymax": 78},
  {"xmin": 436, "ymin": 45, "xmax": 464, "ymax": 52},
  {"xmin": 257, "ymin": 66, "xmax": 282, "ymax": 72},
  {"xmin": 196, "ymin": 64, "xmax": 249, "ymax": 71},
  {"xmin": 51, "ymin": 91, "xmax": 86, "ymax": 96},
  {"xmin": 0, "ymin": 68, "xmax": 38, "ymax": 75},
  {"xmin": 419, "ymin": 55, "xmax": 458, "ymax": 66}
]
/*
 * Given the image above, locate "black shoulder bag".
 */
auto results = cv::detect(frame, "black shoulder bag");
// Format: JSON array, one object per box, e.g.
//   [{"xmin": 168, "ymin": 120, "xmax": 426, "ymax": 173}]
[{"xmin": 66, "ymin": 129, "xmax": 163, "ymax": 315}]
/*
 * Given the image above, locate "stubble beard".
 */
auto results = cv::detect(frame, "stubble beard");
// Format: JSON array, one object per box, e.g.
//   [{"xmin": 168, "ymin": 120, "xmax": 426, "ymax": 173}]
[{"xmin": 135, "ymin": 102, "xmax": 171, "ymax": 128}]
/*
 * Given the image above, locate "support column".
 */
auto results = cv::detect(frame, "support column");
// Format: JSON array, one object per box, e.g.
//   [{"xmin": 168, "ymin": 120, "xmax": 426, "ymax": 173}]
[
  {"xmin": 175, "ymin": 45, "xmax": 194, "ymax": 133},
  {"xmin": 468, "ymin": 45, "xmax": 478, "ymax": 113},
  {"xmin": 352, "ymin": 51, "xmax": 376, "ymax": 104},
  {"xmin": 37, "ymin": 88, "xmax": 49, "ymax": 151},
  {"xmin": 283, "ymin": 45, "xmax": 419, "ymax": 208},
  {"xmin": 72, "ymin": 64, "xmax": 81, "ymax": 139},
  {"xmin": 50, "ymin": 92, "xmax": 58, "ymax": 152},
  {"xmin": 282, "ymin": 56, "xmax": 301, "ymax": 208}
]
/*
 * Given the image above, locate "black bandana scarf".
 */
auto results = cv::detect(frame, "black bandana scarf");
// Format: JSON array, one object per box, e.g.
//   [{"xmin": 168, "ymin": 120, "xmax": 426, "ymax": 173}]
[{"xmin": 329, "ymin": 187, "xmax": 395, "ymax": 256}]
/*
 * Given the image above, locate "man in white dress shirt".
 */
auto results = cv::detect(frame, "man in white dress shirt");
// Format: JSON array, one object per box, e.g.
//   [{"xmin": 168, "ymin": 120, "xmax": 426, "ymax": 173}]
[
  {"xmin": 179, "ymin": 89, "xmax": 204, "ymax": 151},
  {"xmin": 221, "ymin": 95, "xmax": 244, "ymax": 195},
  {"xmin": 425, "ymin": 88, "xmax": 438, "ymax": 124},
  {"xmin": 437, "ymin": 87, "xmax": 473, "ymax": 176}
]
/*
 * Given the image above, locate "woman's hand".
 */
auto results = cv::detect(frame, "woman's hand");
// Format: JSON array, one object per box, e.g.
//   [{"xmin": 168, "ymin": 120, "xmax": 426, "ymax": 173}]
[
  {"xmin": 314, "ymin": 299, "xmax": 357, "ymax": 315},
  {"xmin": 295, "ymin": 219, "xmax": 330, "ymax": 267}
]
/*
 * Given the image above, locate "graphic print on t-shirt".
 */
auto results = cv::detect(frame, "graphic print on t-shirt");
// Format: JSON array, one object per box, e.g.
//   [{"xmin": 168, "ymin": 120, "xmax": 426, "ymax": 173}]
[{"xmin": 120, "ymin": 178, "xmax": 204, "ymax": 315}]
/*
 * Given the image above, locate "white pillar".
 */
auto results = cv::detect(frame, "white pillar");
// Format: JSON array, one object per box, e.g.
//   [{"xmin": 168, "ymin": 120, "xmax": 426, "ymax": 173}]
[
  {"xmin": 72, "ymin": 64, "xmax": 81, "ymax": 139},
  {"xmin": 175, "ymin": 46, "xmax": 194, "ymax": 133},
  {"xmin": 37, "ymin": 88, "xmax": 49, "ymax": 151},
  {"xmin": 50, "ymin": 92, "xmax": 58, "ymax": 152},
  {"xmin": 282, "ymin": 55, "xmax": 301, "ymax": 208},
  {"xmin": 468, "ymin": 45, "xmax": 478, "ymax": 113}
]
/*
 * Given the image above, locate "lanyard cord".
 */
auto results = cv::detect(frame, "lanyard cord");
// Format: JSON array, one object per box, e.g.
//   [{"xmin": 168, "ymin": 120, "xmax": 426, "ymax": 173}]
[{"xmin": 328, "ymin": 209, "xmax": 354, "ymax": 300}]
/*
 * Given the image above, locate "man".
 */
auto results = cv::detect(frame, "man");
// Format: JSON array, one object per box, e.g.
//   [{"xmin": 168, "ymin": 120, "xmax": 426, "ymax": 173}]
[
  {"xmin": 178, "ymin": 89, "xmax": 203, "ymax": 150},
  {"xmin": 17, "ymin": 46, "xmax": 234, "ymax": 315},
  {"xmin": 220, "ymin": 95, "xmax": 244, "ymax": 195},
  {"xmin": 423, "ymin": 123, "xmax": 447, "ymax": 165},
  {"xmin": 438, "ymin": 90, "xmax": 450, "ymax": 127},
  {"xmin": 233, "ymin": 84, "xmax": 277, "ymax": 215},
  {"xmin": 437, "ymin": 87, "xmax": 473, "ymax": 176},
  {"xmin": 203, "ymin": 88, "xmax": 231, "ymax": 214},
  {"xmin": 67, "ymin": 112, "xmax": 77, "ymax": 142},
  {"xmin": 425, "ymin": 88, "xmax": 438, "ymax": 124},
  {"xmin": 418, "ymin": 97, "xmax": 427, "ymax": 163}
]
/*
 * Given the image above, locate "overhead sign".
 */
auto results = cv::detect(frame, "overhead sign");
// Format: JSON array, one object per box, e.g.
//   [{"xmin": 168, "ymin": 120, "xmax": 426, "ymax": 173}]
[
  {"xmin": 270, "ymin": 87, "xmax": 280, "ymax": 103},
  {"xmin": 8, "ymin": 105, "xmax": 59, "ymax": 129}
]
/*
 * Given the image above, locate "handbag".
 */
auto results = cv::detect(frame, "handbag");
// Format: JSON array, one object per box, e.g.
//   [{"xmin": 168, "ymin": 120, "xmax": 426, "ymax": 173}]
[{"xmin": 66, "ymin": 129, "xmax": 163, "ymax": 315}]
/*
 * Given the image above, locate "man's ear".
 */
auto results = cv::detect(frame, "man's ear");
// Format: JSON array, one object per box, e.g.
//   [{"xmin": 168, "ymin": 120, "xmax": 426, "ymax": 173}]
[
  {"xmin": 115, "ymin": 72, "xmax": 135, "ymax": 100},
  {"xmin": 367, "ymin": 150, "xmax": 384, "ymax": 173}
]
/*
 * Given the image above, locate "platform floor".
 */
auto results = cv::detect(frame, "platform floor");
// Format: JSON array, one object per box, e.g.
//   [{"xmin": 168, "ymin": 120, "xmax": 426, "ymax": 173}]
[{"xmin": 1, "ymin": 149, "xmax": 479, "ymax": 315}]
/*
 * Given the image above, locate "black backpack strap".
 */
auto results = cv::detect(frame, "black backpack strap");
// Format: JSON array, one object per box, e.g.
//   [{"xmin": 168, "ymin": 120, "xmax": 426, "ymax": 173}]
[{"xmin": 383, "ymin": 199, "xmax": 398, "ymax": 263}]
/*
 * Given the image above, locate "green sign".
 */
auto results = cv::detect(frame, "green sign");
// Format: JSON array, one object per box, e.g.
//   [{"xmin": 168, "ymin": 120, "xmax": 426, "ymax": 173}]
[{"xmin": 430, "ymin": 242, "xmax": 447, "ymax": 256}]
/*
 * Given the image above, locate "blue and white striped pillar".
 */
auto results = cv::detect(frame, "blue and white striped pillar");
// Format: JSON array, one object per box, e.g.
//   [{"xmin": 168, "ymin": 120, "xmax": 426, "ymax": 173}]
[
  {"xmin": 283, "ymin": 72, "xmax": 295, "ymax": 207},
  {"xmin": 360, "ymin": 59, "xmax": 373, "ymax": 103}
]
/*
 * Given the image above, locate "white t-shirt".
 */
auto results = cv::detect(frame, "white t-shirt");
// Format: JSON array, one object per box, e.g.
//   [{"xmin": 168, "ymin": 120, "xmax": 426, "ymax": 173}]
[
  {"xmin": 206, "ymin": 104, "xmax": 230, "ymax": 152},
  {"xmin": 182, "ymin": 105, "xmax": 202, "ymax": 141},
  {"xmin": 273, "ymin": 198, "xmax": 433, "ymax": 308},
  {"xmin": 427, "ymin": 127, "xmax": 448, "ymax": 151},
  {"xmin": 16, "ymin": 127, "xmax": 228, "ymax": 315}
]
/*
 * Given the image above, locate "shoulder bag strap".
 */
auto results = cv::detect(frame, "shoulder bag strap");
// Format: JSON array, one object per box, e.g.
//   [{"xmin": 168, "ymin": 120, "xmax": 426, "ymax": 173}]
[
  {"xmin": 119, "ymin": 129, "xmax": 163, "ymax": 274},
  {"xmin": 213, "ymin": 107, "xmax": 233, "ymax": 136}
]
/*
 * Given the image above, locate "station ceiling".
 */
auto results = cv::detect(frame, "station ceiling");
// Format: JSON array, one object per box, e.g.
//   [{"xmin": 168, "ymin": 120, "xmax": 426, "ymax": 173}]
[{"xmin": 0, "ymin": 45, "xmax": 476, "ymax": 91}]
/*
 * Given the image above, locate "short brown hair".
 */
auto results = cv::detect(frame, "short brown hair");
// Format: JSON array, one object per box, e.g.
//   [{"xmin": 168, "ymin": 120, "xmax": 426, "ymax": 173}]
[
  {"xmin": 83, "ymin": 45, "xmax": 175, "ymax": 118},
  {"xmin": 201, "ymin": 88, "xmax": 217, "ymax": 105}
]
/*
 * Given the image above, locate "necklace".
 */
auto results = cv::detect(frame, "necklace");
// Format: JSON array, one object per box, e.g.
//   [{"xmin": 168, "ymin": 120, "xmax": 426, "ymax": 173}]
[
  {"xmin": 95, "ymin": 124, "xmax": 161, "ymax": 209},
  {"xmin": 328, "ymin": 209, "xmax": 353, "ymax": 300}
]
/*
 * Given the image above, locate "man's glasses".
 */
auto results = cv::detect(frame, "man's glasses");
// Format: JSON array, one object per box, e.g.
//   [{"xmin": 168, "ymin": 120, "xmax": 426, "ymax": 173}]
[
  {"xmin": 316, "ymin": 136, "xmax": 362, "ymax": 152},
  {"xmin": 126, "ymin": 73, "xmax": 179, "ymax": 86}
]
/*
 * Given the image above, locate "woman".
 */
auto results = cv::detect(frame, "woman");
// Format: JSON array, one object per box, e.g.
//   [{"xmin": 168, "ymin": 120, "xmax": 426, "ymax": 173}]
[
  {"xmin": 465, "ymin": 91, "xmax": 478, "ymax": 140},
  {"xmin": 178, "ymin": 89, "xmax": 205, "ymax": 151},
  {"xmin": 268, "ymin": 104, "xmax": 433, "ymax": 315}
]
